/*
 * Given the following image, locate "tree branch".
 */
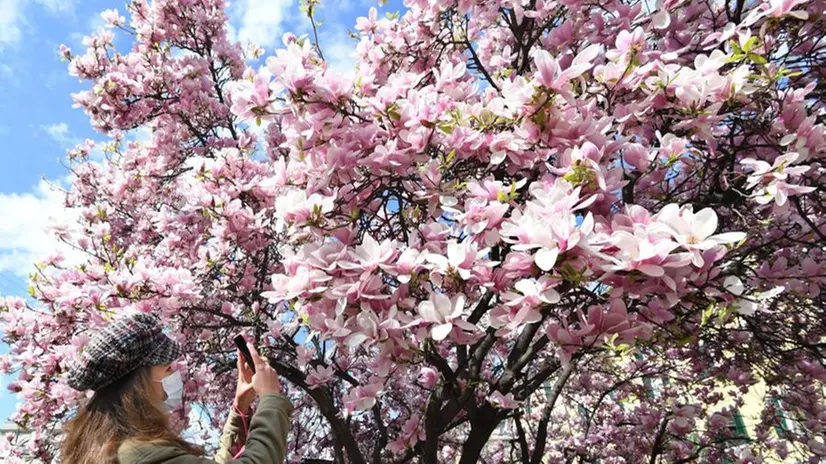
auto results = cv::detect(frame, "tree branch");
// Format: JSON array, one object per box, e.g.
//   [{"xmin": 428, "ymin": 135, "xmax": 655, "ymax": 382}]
[{"xmin": 530, "ymin": 361, "xmax": 575, "ymax": 464}]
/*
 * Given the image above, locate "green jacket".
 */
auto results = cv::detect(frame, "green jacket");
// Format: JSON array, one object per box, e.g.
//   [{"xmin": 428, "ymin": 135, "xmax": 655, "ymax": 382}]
[{"xmin": 118, "ymin": 394, "xmax": 293, "ymax": 464}]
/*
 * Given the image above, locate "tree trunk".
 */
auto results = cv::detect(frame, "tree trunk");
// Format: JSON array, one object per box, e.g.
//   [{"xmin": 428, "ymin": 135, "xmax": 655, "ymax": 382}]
[
  {"xmin": 308, "ymin": 387, "xmax": 366, "ymax": 464},
  {"xmin": 530, "ymin": 362, "xmax": 574, "ymax": 464},
  {"xmin": 458, "ymin": 406, "xmax": 501, "ymax": 464},
  {"xmin": 272, "ymin": 359, "xmax": 366, "ymax": 464}
]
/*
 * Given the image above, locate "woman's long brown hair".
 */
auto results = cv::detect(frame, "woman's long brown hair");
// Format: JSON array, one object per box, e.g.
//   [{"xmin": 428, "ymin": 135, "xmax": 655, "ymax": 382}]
[{"xmin": 60, "ymin": 366, "xmax": 204, "ymax": 464}]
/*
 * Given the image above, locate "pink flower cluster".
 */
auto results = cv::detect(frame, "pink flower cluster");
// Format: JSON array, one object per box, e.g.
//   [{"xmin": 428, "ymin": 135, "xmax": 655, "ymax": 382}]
[{"xmin": 1, "ymin": 0, "xmax": 826, "ymax": 462}]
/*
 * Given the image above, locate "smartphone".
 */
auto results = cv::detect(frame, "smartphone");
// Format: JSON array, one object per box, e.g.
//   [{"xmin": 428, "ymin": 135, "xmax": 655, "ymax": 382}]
[{"xmin": 234, "ymin": 334, "xmax": 256, "ymax": 373}]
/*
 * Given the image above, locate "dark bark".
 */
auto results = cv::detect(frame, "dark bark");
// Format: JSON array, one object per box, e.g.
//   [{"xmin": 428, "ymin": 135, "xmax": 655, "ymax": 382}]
[
  {"xmin": 272, "ymin": 359, "xmax": 367, "ymax": 464},
  {"xmin": 371, "ymin": 403, "xmax": 388, "ymax": 464},
  {"xmin": 530, "ymin": 362, "xmax": 574, "ymax": 464},
  {"xmin": 649, "ymin": 417, "xmax": 671, "ymax": 464},
  {"xmin": 514, "ymin": 413, "xmax": 530, "ymax": 464},
  {"xmin": 423, "ymin": 395, "xmax": 442, "ymax": 464},
  {"xmin": 458, "ymin": 405, "xmax": 501, "ymax": 464},
  {"xmin": 308, "ymin": 387, "xmax": 366, "ymax": 464}
]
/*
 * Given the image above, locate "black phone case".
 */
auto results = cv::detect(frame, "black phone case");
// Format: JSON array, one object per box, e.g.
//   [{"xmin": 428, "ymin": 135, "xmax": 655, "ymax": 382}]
[{"xmin": 234, "ymin": 335, "xmax": 256, "ymax": 373}]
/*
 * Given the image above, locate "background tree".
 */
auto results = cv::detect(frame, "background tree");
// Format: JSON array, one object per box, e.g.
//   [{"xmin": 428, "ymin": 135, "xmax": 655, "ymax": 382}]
[{"xmin": 2, "ymin": 0, "xmax": 826, "ymax": 462}]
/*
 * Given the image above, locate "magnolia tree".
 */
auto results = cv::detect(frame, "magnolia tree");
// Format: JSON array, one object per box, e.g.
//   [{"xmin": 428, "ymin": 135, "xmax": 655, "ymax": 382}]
[{"xmin": 2, "ymin": 0, "xmax": 826, "ymax": 462}]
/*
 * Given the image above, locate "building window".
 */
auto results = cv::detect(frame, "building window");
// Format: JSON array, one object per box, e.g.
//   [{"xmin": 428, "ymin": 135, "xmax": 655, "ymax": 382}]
[
  {"xmin": 721, "ymin": 410, "xmax": 749, "ymax": 464},
  {"xmin": 771, "ymin": 397, "xmax": 791, "ymax": 437}
]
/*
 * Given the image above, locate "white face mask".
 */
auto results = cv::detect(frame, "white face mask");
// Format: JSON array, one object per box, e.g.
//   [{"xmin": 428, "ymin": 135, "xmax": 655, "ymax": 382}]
[{"xmin": 157, "ymin": 370, "xmax": 184, "ymax": 412}]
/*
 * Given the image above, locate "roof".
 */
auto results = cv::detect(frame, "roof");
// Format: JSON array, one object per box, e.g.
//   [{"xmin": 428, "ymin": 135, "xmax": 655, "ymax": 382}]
[{"xmin": 0, "ymin": 423, "xmax": 26, "ymax": 433}]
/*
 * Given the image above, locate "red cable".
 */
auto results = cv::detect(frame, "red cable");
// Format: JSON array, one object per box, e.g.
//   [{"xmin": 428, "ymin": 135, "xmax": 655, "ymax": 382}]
[{"xmin": 231, "ymin": 404, "xmax": 250, "ymax": 459}]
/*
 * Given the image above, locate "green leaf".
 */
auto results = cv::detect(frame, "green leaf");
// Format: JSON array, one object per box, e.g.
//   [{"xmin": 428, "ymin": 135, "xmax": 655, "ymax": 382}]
[
  {"xmin": 717, "ymin": 305, "xmax": 734, "ymax": 325},
  {"xmin": 701, "ymin": 303, "xmax": 715, "ymax": 326},
  {"xmin": 604, "ymin": 333, "xmax": 619, "ymax": 351},
  {"xmin": 532, "ymin": 109, "xmax": 547, "ymax": 126},
  {"xmin": 664, "ymin": 153, "xmax": 681, "ymax": 168},
  {"xmin": 562, "ymin": 165, "xmax": 595, "ymax": 187},
  {"xmin": 748, "ymin": 53, "xmax": 768, "ymax": 65},
  {"xmin": 676, "ymin": 335, "xmax": 695, "ymax": 346},
  {"xmin": 386, "ymin": 103, "xmax": 401, "ymax": 121},
  {"xmin": 725, "ymin": 54, "xmax": 745, "ymax": 64},
  {"xmin": 446, "ymin": 150, "xmax": 456, "ymax": 163},
  {"xmin": 742, "ymin": 37, "xmax": 758, "ymax": 53}
]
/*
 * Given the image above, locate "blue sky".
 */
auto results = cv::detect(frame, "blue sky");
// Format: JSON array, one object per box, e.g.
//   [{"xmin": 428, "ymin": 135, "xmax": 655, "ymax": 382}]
[{"xmin": 0, "ymin": 0, "xmax": 404, "ymax": 424}]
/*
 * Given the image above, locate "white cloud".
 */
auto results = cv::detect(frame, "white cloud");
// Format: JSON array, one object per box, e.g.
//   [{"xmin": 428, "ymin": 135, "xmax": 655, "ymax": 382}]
[
  {"xmin": 0, "ymin": 0, "xmax": 74, "ymax": 52},
  {"xmin": 0, "ymin": 0, "xmax": 23, "ymax": 50},
  {"xmin": 42, "ymin": 122, "xmax": 114, "ymax": 160},
  {"xmin": 31, "ymin": 0, "xmax": 72, "ymax": 14},
  {"xmin": 0, "ymin": 63, "xmax": 17, "ymax": 86},
  {"xmin": 182, "ymin": 404, "xmax": 221, "ymax": 446},
  {"xmin": 235, "ymin": 0, "xmax": 294, "ymax": 48},
  {"xmin": 85, "ymin": 9, "xmax": 105, "ymax": 32},
  {"xmin": 126, "ymin": 126, "xmax": 153, "ymax": 143},
  {"xmin": 44, "ymin": 122, "xmax": 68, "ymax": 139},
  {"xmin": 320, "ymin": 26, "xmax": 358, "ymax": 78},
  {"xmin": 0, "ymin": 180, "xmax": 83, "ymax": 278},
  {"xmin": 64, "ymin": 10, "xmax": 107, "ymax": 54},
  {"xmin": 226, "ymin": 21, "xmax": 238, "ymax": 44},
  {"xmin": 319, "ymin": 0, "xmax": 371, "ymax": 15},
  {"xmin": 43, "ymin": 122, "xmax": 78, "ymax": 147}
]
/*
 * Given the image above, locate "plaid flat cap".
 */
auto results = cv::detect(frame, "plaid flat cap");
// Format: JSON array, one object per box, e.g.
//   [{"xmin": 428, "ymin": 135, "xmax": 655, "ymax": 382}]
[{"xmin": 67, "ymin": 312, "xmax": 183, "ymax": 391}]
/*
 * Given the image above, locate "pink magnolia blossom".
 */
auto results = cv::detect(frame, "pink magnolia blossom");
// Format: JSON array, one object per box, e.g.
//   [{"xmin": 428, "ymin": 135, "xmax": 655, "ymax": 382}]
[
  {"xmin": 607, "ymin": 27, "xmax": 645, "ymax": 61},
  {"xmin": 532, "ymin": 45, "xmax": 601, "ymax": 92},
  {"xmin": 501, "ymin": 277, "xmax": 560, "ymax": 309},
  {"xmin": 99, "ymin": 9, "xmax": 125, "ymax": 27},
  {"xmin": 763, "ymin": 0, "xmax": 810, "ymax": 19},
  {"xmin": 228, "ymin": 70, "xmax": 282, "ymax": 122},
  {"xmin": 488, "ymin": 391, "xmax": 522, "ymax": 409},
  {"xmin": 426, "ymin": 240, "xmax": 494, "ymax": 284},
  {"xmin": 417, "ymin": 293, "xmax": 476, "ymax": 341},
  {"xmin": 380, "ymin": 248, "xmax": 428, "ymax": 283},
  {"xmin": 339, "ymin": 234, "xmax": 397, "ymax": 272},
  {"xmin": 343, "ymin": 381, "xmax": 384, "ymax": 414},
  {"xmin": 418, "ymin": 367, "xmax": 438, "ymax": 389},
  {"xmin": 306, "ymin": 365, "xmax": 336, "ymax": 388},
  {"xmin": 3, "ymin": 0, "xmax": 825, "ymax": 462},
  {"xmin": 742, "ymin": 153, "xmax": 816, "ymax": 206},
  {"xmin": 655, "ymin": 205, "xmax": 746, "ymax": 267},
  {"xmin": 261, "ymin": 267, "xmax": 332, "ymax": 302}
]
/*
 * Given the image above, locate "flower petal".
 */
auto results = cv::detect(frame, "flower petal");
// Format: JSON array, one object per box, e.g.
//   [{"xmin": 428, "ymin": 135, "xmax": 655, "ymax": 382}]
[
  {"xmin": 638, "ymin": 264, "xmax": 665, "ymax": 277},
  {"xmin": 535, "ymin": 248, "xmax": 559, "ymax": 272},
  {"xmin": 723, "ymin": 276, "xmax": 744, "ymax": 296},
  {"xmin": 691, "ymin": 208, "xmax": 718, "ymax": 240},
  {"xmin": 708, "ymin": 232, "xmax": 746, "ymax": 245},
  {"xmin": 431, "ymin": 323, "xmax": 453, "ymax": 341}
]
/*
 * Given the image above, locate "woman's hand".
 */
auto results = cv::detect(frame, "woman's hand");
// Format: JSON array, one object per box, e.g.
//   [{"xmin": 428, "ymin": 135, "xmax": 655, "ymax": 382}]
[
  {"xmin": 234, "ymin": 350, "xmax": 256, "ymax": 413},
  {"xmin": 247, "ymin": 342, "xmax": 282, "ymax": 396}
]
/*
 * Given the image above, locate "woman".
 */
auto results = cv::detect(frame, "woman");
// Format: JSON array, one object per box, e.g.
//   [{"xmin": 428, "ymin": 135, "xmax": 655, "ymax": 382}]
[{"xmin": 61, "ymin": 312, "xmax": 292, "ymax": 463}]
